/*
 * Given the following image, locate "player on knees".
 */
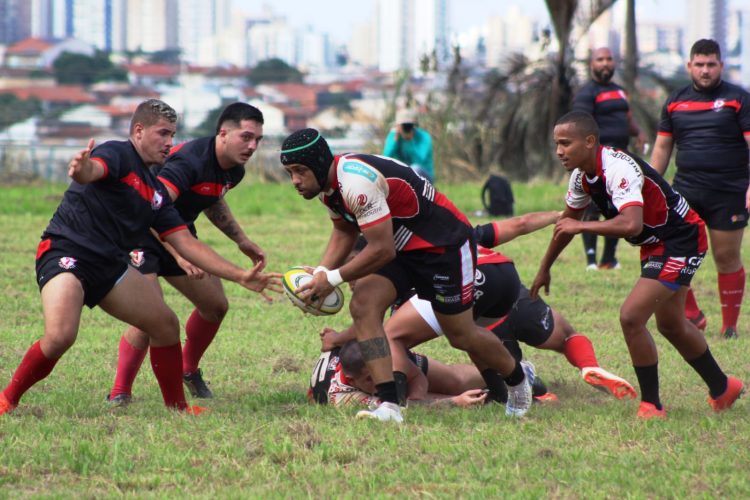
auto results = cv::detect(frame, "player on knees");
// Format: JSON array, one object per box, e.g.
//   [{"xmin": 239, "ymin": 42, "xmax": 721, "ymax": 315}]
[
  {"xmin": 280, "ymin": 128, "xmax": 532, "ymax": 422},
  {"xmin": 0, "ymin": 99, "xmax": 281, "ymax": 417},
  {"xmin": 530, "ymin": 111, "xmax": 743, "ymax": 419},
  {"xmin": 107, "ymin": 103, "xmax": 267, "ymax": 405}
]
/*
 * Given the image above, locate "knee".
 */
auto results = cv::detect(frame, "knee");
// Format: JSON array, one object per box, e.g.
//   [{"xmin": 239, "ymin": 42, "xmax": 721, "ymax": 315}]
[
  {"xmin": 619, "ymin": 307, "xmax": 644, "ymax": 335},
  {"xmin": 444, "ymin": 330, "xmax": 472, "ymax": 351},
  {"xmin": 349, "ymin": 293, "xmax": 385, "ymax": 322},
  {"xmin": 201, "ymin": 298, "xmax": 228, "ymax": 324},
  {"xmin": 41, "ymin": 332, "xmax": 76, "ymax": 358}
]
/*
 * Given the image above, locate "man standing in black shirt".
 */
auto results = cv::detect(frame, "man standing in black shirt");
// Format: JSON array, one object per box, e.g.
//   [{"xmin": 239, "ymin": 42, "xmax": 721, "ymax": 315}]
[
  {"xmin": 572, "ymin": 47, "xmax": 647, "ymax": 270},
  {"xmin": 651, "ymin": 39, "xmax": 750, "ymax": 339}
]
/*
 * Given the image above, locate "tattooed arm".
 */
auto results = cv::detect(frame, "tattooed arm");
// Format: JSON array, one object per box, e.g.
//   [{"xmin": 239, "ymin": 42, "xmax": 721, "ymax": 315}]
[{"xmin": 204, "ymin": 198, "xmax": 266, "ymax": 267}]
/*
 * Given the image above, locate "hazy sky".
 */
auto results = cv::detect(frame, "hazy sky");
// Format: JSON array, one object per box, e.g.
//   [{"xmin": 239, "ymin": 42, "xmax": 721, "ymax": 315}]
[{"xmin": 232, "ymin": 1, "xmax": 746, "ymax": 45}]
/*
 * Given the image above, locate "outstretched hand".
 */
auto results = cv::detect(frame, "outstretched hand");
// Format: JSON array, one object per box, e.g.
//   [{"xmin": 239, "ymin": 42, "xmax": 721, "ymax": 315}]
[
  {"xmin": 238, "ymin": 260, "xmax": 283, "ymax": 302},
  {"xmin": 68, "ymin": 138, "xmax": 95, "ymax": 180},
  {"xmin": 238, "ymin": 239, "xmax": 267, "ymax": 270},
  {"xmin": 529, "ymin": 268, "xmax": 551, "ymax": 299}
]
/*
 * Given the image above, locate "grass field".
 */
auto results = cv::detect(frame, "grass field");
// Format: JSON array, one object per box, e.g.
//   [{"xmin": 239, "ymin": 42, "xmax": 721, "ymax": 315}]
[{"xmin": 0, "ymin": 179, "xmax": 748, "ymax": 498}]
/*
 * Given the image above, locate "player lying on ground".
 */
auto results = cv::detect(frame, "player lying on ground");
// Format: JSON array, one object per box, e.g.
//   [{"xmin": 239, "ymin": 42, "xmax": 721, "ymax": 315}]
[
  {"xmin": 531, "ymin": 110, "xmax": 743, "ymax": 420},
  {"xmin": 281, "ymin": 128, "xmax": 533, "ymax": 422},
  {"xmin": 310, "ymin": 341, "xmax": 498, "ymax": 408}
]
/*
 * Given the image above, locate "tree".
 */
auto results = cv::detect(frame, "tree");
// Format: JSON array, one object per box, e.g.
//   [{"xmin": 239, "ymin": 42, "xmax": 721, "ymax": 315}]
[
  {"xmin": 248, "ymin": 58, "xmax": 303, "ymax": 85},
  {"xmin": 0, "ymin": 94, "xmax": 42, "ymax": 130},
  {"xmin": 53, "ymin": 51, "xmax": 127, "ymax": 85}
]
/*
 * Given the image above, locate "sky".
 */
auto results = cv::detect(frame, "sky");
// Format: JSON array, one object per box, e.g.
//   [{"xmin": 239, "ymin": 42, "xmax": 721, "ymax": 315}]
[{"xmin": 233, "ymin": 0, "xmax": 746, "ymax": 45}]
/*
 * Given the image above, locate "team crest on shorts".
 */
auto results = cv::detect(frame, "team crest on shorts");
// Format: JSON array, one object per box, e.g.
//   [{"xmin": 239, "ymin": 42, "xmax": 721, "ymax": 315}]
[
  {"xmin": 129, "ymin": 249, "xmax": 145, "ymax": 267},
  {"xmin": 58, "ymin": 257, "xmax": 77, "ymax": 270}
]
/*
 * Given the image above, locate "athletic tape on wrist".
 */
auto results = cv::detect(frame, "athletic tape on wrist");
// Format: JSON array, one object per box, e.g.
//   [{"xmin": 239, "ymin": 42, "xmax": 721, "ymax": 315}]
[{"xmin": 325, "ymin": 268, "xmax": 343, "ymax": 287}]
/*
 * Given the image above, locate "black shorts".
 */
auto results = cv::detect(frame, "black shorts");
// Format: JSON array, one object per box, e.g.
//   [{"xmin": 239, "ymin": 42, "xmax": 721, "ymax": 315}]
[
  {"xmin": 640, "ymin": 253, "xmax": 705, "ymax": 291},
  {"xmin": 674, "ymin": 184, "xmax": 748, "ymax": 231},
  {"xmin": 35, "ymin": 237, "xmax": 128, "ymax": 308},
  {"xmin": 129, "ymin": 233, "xmax": 185, "ymax": 277},
  {"xmin": 376, "ymin": 239, "xmax": 476, "ymax": 315},
  {"xmin": 473, "ymin": 261, "xmax": 521, "ymax": 320},
  {"xmin": 408, "ymin": 351, "xmax": 429, "ymax": 375},
  {"xmin": 490, "ymin": 286, "xmax": 554, "ymax": 347}
]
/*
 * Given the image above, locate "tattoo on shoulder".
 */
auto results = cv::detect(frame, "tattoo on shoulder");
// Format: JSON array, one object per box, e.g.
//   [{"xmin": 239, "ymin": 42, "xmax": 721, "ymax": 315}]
[{"xmin": 359, "ymin": 337, "xmax": 390, "ymax": 362}]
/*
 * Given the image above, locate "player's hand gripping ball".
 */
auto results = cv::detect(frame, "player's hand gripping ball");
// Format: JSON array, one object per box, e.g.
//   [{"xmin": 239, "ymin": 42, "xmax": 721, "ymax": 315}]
[{"xmin": 283, "ymin": 267, "xmax": 344, "ymax": 316}]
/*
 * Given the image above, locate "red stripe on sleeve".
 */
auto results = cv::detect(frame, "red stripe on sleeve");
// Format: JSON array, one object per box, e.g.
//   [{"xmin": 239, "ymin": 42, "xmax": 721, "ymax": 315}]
[
  {"xmin": 618, "ymin": 201, "xmax": 644, "ymax": 211},
  {"xmin": 657, "ymin": 131, "xmax": 672, "ymax": 137},
  {"xmin": 158, "ymin": 225, "xmax": 188, "ymax": 240},
  {"xmin": 157, "ymin": 176, "xmax": 181, "ymax": 197},
  {"xmin": 359, "ymin": 213, "xmax": 392, "ymax": 230},
  {"xmin": 90, "ymin": 157, "xmax": 109, "ymax": 179}
]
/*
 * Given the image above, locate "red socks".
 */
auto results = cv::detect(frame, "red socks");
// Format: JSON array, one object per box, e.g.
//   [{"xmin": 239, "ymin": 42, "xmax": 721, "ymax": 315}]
[
  {"xmin": 110, "ymin": 336, "xmax": 148, "ymax": 398},
  {"xmin": 2, "ymin": 341, "xmax": 59, "ymax": 405},
  {"xmin": 563, "ymin": 334, "xmax": 599, "ymax": 369},
  {"xmin": 684, "ymin": 287, "xmax": 701, "ymax": 320},
  {"xmin": 718, "ymin": 267, "xmax": 745, "ymax": 330},
  {"xmin": 150, "ymin": 343, "xmax": 188, "ymax": 410},
  {"xmin": 182, "ymin": 309, "xmax": 221, "ymax": 374}
]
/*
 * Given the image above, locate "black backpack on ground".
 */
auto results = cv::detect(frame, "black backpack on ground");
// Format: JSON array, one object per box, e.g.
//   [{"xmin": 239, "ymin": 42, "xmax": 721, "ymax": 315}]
[{"xmin": 481, "ymin": 174, "xmax": 514, "ymax": 216}]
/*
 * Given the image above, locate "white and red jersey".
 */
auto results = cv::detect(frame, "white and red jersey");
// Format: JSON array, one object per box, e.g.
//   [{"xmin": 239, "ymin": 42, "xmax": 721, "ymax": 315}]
[
  {"xmin": 320, "ymin": 154, "xmax": 472, "ymax": 251},
  {"xmin": 566, "ymin": 146, "xmax": 707, "ymax": 258}
]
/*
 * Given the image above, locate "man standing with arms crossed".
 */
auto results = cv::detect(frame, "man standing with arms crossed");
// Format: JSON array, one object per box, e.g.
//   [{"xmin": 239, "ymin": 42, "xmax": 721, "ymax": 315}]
[
  {"xmin": 572, "ymin": 47, "xmax": 647, "ymax": 271},
  {"xmin": 107, "ymin": 103, "xmax": 267, "ymax": 404},
  {"xmin": 651, "ymin": 39, "xmax": 750, "ymax": 339},
  {"xmin": 280, "ymin": 128, "xmax": 532, "ymax": 423}
]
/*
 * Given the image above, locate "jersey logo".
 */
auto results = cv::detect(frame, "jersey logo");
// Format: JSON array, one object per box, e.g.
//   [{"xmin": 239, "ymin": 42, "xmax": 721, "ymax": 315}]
[
  {"xmin": 619, "ymin": 177, "xmax": 629, "ymax": 189},
  {"xmin": 151, "ymin": 191, "xmax": 164, "ymax": 210},
  {"xmin": 713, "ymin": 99, "xmax": 725, "ymax": 111},
  {"xmin": 342, "ymin": 161, "xmax": 377, "ymax": 182},
  {"xmin": 474, "ymin": 269, "xmax": 485, "ymax": 286},
  {"xmin": 58, "ymin": 257, "xmax": 77, "ymax": 270},
  {"xmin": 129, "ymin": 249, "xmax": 145, "ymax": 267},
  {"xmin": 356, "ymin": 193, "xmax": 368, "ymax": 206}
]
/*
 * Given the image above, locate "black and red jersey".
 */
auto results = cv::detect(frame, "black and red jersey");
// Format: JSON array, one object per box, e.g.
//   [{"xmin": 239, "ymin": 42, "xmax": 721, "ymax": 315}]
[
  {"xmin": 156, "ymin": 136, "xmax": 245, "ymax": 234},
  {"xmin": 321, "ymin": 154, "xmax": 472, "ymax": 251},
  {"xmin": 42, "ymin": 140, "xmax": 186, "ymax": 260},
  {"xmin": 658, "ymin": 80, "xmax": 750, "ymax": 192},
  {"xmin": 573, "ymin": 80, "xmax": 632, "ymax": 150},
  {"xmin": 566, "ymin": 146, "xmax": 707, "ymax": 258}
]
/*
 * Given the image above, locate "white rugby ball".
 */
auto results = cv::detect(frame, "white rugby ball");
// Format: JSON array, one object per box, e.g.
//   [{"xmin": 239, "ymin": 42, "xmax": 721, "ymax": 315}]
[{"xmin": 283, "ymin": 267, "xmax": 345, "ymax": 316}]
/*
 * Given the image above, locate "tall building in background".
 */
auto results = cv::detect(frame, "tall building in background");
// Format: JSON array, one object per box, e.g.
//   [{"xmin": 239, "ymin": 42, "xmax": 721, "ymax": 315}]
[
  {"xmin": 177, "ymin": 0, "xmax": 232, "ymax": 65},
  {"xmin": 686, "ymin": 0, "xmax": 727, "ymax": 55},
  {"xmin": 376, "ymin": 0, "xmax": 447, "ymax": 73},
  {"xmin": 485, "ymin": 6, "xmax": 536, "ymax": 68},
  {"xmin": 127, "ymin": 0, "xmax": 171, "ymax": 53},
  {"xmin": 349, "ymin": 15, "xmax": 379, "ymax": 68},
  {"xmin": 0, "ymin": 0, "xmax": 32, "ymax": 45}
]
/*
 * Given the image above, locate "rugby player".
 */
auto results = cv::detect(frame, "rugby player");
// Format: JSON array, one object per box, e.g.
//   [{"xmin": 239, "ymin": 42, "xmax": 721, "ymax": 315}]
[
  {"xmin": 106, "ymin": 103, "xmax": 266, "ymax": 405},
  {"xmin": 531, "ymin": 110, "xmax": 743, "ymax": 419},
  {"xmin": 572, "ymin": 47, "xmax": 647, "ymax": 271},
  {"xmin": 280, "ymin": 128, "xmax": 533, "ymax": 422},
  {"xmin": 0, "ymin": 100, "xmax": 281, "ymax": 416},
  {"xmin": 650, "ymin": 38, "xmax": 750, "ymax": 339}
]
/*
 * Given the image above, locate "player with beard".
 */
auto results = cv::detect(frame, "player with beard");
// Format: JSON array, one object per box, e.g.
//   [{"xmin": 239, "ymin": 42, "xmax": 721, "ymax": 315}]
[
  {"xmin": 0, "ymin": 100, "xmax": 281, "ymax": 416},
  {"xmin": 106, "ymin": 103, "xmax": 267, "ymax": 405},
  {"xmin": 651, "ymin": 39, "xmax": 750, "ymax": 339},
  {"xmin": 280, "ymin": 128, "xmax": 533, "ymax": 423},
  {"xmin": 572, "ymin": 47, "xmax": 647, "ymax": 271}
]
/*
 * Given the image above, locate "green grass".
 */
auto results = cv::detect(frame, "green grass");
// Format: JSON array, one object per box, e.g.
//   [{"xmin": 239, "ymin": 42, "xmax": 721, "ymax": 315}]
[{"xmin": 1, "ymin": 179, "xmax": 749, "ymax": 498}]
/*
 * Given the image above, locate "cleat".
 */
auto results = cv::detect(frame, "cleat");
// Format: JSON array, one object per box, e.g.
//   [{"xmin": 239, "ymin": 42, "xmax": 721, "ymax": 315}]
[
  {"xmin": 637, "ymin": 401, "xmax": 666, "ymax": 420},
  {"xmin": 105, "ymin": 393, "xmax": 132, "ymax": 407},
  {"xmin": 708, "ymin": 376, "xmax": 744, "ymax": 412},
  {"xmin": 582, "ymin": 366, "xmax": 637, "ymax": 399},
  {"xmin": 0, "ymin": 393, "xmax": 16, "ymax": 416},
  {"xmin": 185, "ymin": 405, "xmax": 208, "ymax": 416},
  {"xmin": 533, "ymin": 392, "xmax": 559, "ymax": 403},
  {"xmin": 722, "ymin": 326, "xmax": 738, "ymax": 339},
  {"xmin": 356, "ymin": 401, "xmax": 403, "ymax": 423},
  {"xmin": 688, "ymin": 311, "xmax": 707, "ymax": 331},
  {"xmin": 506, "ymin": 362, "xmax": 534, "ymax": 417},
  {"xmin": 586, "ymin": 263, "xmax": 599, "ymax": 271},
  {"xmin": 598, "ymin": 260, "xmax": 621, "ymax": 270},
  {"xmin": 183, "ymin": 369, "xmax": 214, "ymax": 399}
]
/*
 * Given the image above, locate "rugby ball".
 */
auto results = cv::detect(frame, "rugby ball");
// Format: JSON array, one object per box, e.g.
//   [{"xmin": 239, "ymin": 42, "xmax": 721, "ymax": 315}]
[{"xmin": 283, "ymin": 267, "xmax": 345, "ymax": 316}]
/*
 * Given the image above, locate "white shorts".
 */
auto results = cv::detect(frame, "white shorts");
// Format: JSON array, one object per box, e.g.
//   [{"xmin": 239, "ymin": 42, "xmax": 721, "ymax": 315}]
[{"xmin": 409, "ymin": 294, "xmax": 444, "ymax": 336}]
